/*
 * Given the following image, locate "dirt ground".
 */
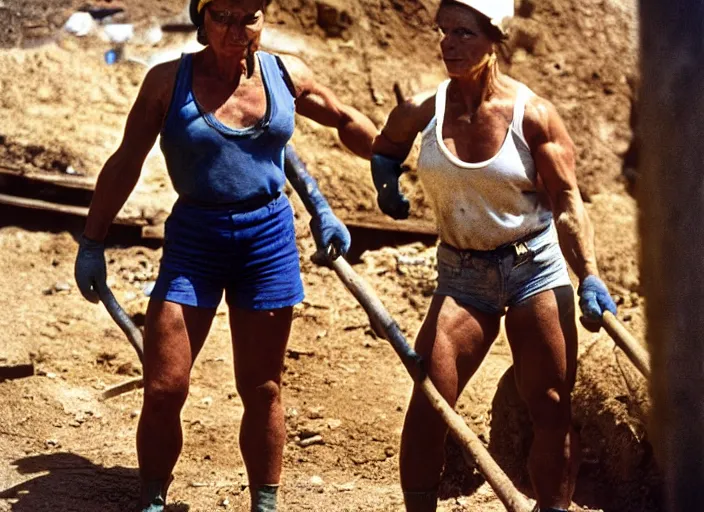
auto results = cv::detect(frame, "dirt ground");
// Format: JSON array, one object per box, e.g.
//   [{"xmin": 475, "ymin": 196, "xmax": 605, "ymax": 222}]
[{"xmin": 0, "ymin": 0, "xmax": 658, "ymax": 511}]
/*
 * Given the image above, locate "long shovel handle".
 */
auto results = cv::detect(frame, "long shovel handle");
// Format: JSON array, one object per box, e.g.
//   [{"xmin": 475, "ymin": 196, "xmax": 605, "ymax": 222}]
[
  {"xmin": 330, "ymin": 256, "xmax": 532, "ymax": 512},
  {"xmin": 96, "ymin": 281, "xmax": 144, "ymax": 363},
  {"xmin": 602, "ymin": 311, "xmax": 650, "ymax": 378}
]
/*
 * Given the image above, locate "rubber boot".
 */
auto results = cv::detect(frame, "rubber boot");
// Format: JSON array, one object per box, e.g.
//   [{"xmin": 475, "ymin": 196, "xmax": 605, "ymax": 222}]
[
  {"xmin": 250, "ymin": 484, "xmax": 279, "ymax": 512},
  {"xmin": 139, "ymin": 477, "xmax": 172, "ymax": 512},
  {"xmin": 403, "ymin": 490, "xmax": 437, "ymax": 512}
]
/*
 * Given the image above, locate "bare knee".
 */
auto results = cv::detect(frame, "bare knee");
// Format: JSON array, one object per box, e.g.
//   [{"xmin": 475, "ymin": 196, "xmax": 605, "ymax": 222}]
[
  {"xmin": 237, "ymin": 380, "xmax": 282, "ymax": 410},
  {"xmin": 144, "ymin": 376, "xmax": 189, "ymax": 416},
  {"xmin": 523, "ymin": 387, "xmax": 571, "ymax": 430}
]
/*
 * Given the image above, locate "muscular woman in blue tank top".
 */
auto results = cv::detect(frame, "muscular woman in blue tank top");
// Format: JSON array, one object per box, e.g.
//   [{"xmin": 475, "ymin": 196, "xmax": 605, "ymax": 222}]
[{"xmin": 73, "ymin": 1, "xmax": 378, "ymax": 510}]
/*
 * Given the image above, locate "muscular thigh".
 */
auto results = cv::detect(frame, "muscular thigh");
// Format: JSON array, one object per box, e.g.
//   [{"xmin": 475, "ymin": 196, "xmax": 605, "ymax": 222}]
[
  {"xmin": 417, "ymin": 295, "xmax": 501, "ymax": 395},
  {"xmin": 505, "ymin": 286, "xmax": 578, "ymax": 399},
  {"xmin": 230, "ymin": 307, "xmax": 293, "ymax": 389},
  {"xmin": 143, "ymin": 299, "xmax": 216, "ymax": 388}
]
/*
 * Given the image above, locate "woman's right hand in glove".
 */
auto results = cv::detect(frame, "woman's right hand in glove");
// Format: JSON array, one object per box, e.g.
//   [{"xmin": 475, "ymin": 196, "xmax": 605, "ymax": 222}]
[
  {"xmin": 371, "ymin": 154, "xmax": 410, "ymax": 220},
  {"xmin": 74, "ymin": 235, "xmax": 107, "ymax": 303}
]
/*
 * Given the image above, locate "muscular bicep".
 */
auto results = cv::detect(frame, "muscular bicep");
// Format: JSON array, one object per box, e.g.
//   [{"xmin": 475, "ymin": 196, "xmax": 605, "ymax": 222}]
[
  {"xmin": 294, "ymin": 83, "xmax": 350, "ymax": 126},
  {"xmin": 279, "ymin": 54, "xmax": 377, "ymax": 159},
  {"xmin": 278, "ymin": 54, "xmax": 345, "ymax": 125},
  {"xmin": 528, "ymin": 99, "xmax": 580, "ymax": 211}
]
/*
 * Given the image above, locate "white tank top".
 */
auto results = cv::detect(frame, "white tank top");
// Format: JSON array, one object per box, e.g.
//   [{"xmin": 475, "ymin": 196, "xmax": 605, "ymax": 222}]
[{"xmin": 417, "ymin": 80, "xmax": 553, "ymax": 250}]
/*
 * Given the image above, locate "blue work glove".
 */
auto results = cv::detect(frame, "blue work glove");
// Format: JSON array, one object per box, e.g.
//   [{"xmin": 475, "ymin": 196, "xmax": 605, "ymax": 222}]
[
  {"xmin": 74, "ymin": 234, "xmax": 107, "ymax": 304},
  {"xmin": 310, "ymin": 209, "xmax": 351, "ymax": 260},
  {"xmin": 284, "ymin": 145, "xmax": 352, "ymax": 266},
  {"xmin": 578, "ymin": 275, "xmax": 617, "ymax": 332},
  {"xmin": 371, "ymin": 154, "xmax": 410, "ymax": 220}
]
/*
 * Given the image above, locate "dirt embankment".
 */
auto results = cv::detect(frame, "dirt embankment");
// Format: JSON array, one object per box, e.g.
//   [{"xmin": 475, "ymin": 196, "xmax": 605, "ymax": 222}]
[{"xmin": 0, "ymin": 1, "xmax": 658, "ymax": 511}]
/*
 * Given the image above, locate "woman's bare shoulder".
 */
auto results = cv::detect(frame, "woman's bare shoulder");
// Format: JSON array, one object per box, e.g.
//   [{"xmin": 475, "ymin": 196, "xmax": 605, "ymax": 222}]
[
  {"xmin": 520, "ymin": 87, "xmax": 574, "ymax": 148},
  {"xmin": 141, "ymin": 58, "xmax": 181, "ymax": 98},
  {"xmin": 386, "ymin": 88, "xmax": 436, "ymax": 136}
]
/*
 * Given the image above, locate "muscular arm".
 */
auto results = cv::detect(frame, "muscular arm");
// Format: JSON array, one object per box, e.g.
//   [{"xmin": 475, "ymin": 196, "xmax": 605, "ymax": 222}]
[
  {"xmin": 525, "ymin": 97, "xmax": 599, "ymax": 280},
  {"xmin": 372, "ymin": 91, "xmax": 435, "ymax": 160},
  {"xmin": 279, "ymin": 55, "xmax": 377, "ymax": 159},
  {"xmin": 83, "ymin": 61, "xmax": 177, "ymax": 241}
]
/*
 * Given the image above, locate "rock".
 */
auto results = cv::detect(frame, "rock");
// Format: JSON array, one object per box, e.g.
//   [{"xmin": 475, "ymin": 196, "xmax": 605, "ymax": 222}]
[
  {"xmin": 316, "ymin": 0, "xmax": 354, "ymax": 38},
  {"xmin": 299, "ymin": 426, "xmax": 322, "ymax": 439},
  {"xmin": 335, "ymin": 482, "xmax": 356, "ymax": 492},
  {"xmin": 219, "ymin": 497, "xmax": 229, "ymax": 507},
  {"xmin": 309, "ymin": 475, "xmax": 324, "ymax": 487},
  {"xmin": 298, "ymin": 435, "xmax": 324, "ymax": 447},
  {"xmin": 53, "ymin": 282, "xmax": 71, "ymax": 292},
  {"xmin": 327, "ymin": 418, "xmax": 342, "ymax": 430},
  {"xmin": 306, "ymin": 406, "xmax": 324, "ymax": 420},
  {"xmin": 130, "ymin": 409, "xmax": 139, "ymax": 419},
  {"xmin": 64, "ymin": 12, "xmax": 96, "ymax": 37}
]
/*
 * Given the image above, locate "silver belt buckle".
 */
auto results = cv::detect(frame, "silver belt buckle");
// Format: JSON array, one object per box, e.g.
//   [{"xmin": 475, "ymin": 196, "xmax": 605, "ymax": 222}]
[{"xmin": 512, "ymin": 242, "xmax": 530, "ymax": 266}]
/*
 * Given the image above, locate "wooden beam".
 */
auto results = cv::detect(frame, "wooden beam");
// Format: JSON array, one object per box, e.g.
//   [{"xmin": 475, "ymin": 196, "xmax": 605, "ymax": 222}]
[
  {"xmin": 142, "ymin": 215, "xmax": 437, "ymax": 242},
  {"xmin": 0, "ymin": 165, "xmax": 96, "ymax": 190},
  {"xmin": 639, "ymin": 0, "xmax": 704, "ymax": 508},
  {"xmin": 342, "ymin": 214, "xmax": 437, "ymax": 236},
  {"xmin": 0, "ymin": 193, "xmax": 145, "ymax": 227}
]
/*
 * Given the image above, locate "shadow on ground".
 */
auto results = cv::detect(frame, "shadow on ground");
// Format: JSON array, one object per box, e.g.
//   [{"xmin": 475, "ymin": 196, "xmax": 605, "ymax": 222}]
[{"xmin": 0, "ymin": 452, "xmax": 188, "ymax": 512}]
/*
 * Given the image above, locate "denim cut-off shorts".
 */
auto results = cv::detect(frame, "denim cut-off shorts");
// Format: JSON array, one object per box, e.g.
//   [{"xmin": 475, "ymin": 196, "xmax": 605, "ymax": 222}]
[
  {"xmin": 435, "ymin": 225, "xmax": 572, "ymax": 315},
  {"xmin": 151, "ymin": 195, "xmax": 305, "ymax": 310}
]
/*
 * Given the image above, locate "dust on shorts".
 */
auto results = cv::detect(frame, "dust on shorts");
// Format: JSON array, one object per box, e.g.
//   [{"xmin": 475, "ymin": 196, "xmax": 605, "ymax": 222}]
[
  {"xmin": 435, "ymin": 225, "xmax": 572, "ymax": 315},
  {"xmin": 151, "ymin": 194, "xmax": 304, "ymax": 310}
]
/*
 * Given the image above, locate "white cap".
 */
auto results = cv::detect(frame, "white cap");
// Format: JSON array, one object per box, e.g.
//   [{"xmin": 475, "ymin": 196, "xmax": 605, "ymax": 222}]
[{"xmin": 449, "ymin": 0, "xmax": 514, "ymax": 33}]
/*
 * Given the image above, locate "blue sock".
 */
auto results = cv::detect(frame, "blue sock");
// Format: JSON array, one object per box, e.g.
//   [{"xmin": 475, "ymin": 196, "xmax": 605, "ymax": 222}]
[
  {"xmin": 251, "ymin": 484, "xmax": 279, "ymax": 512},
  {"xmin": 140, "ymin": 480, "xmax": 167, "ymax": 512},
  {"xmin": 532, "ymin": 505, "xmax": 568, "ymax": 512}
]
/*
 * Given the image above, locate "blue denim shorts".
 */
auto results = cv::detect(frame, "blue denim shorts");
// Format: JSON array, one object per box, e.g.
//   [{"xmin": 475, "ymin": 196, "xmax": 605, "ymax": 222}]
[
  {"xmin": 435, "ymin": 225, "xmax": 572, "ymax": 315},
  {"xmin": 151, "ymin": 194, "xmax": 305, "ymax": 310}
]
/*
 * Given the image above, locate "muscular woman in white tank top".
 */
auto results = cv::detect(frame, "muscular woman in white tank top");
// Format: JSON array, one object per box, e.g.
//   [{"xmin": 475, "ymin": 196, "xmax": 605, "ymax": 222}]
[{"xmin": 369, "ymin": 1, "xmax": 618, "ymax": 511}]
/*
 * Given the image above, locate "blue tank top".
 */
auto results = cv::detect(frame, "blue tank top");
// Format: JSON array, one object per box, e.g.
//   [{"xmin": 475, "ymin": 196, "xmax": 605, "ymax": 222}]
[{"xmin": 160, "ymin": 51, "xmax": 295, "ymax": 205}]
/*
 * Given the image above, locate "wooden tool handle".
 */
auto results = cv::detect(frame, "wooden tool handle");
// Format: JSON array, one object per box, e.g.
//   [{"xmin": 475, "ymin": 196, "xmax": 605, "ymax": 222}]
[
  {"xmin": 96, "ymin": 281, "xmax": 144, "ymax": 363},
  {"xmin": 603, "ymin": 311, "xmax": 651, "ymax": 378}
]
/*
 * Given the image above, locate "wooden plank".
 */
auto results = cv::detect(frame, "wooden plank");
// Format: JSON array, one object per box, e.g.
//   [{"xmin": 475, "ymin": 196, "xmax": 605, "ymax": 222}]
[
  {"xmin": 0, "ymin": 193, "xmax": 146, "ymax": 227},
  {"xmin": 342, "ymin": 214, "xmax": 437, "ymax": 236},
  {"xmin": 0, "ymin": 165, "xmax": 96, "ymax": 190},
  {"xmin": 142, "ymin": 214, "xmax": 437, "ymax": 242},
  {"xmin": 0, "ymin": 166, "xmax": 436, "ymax": 237}
]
